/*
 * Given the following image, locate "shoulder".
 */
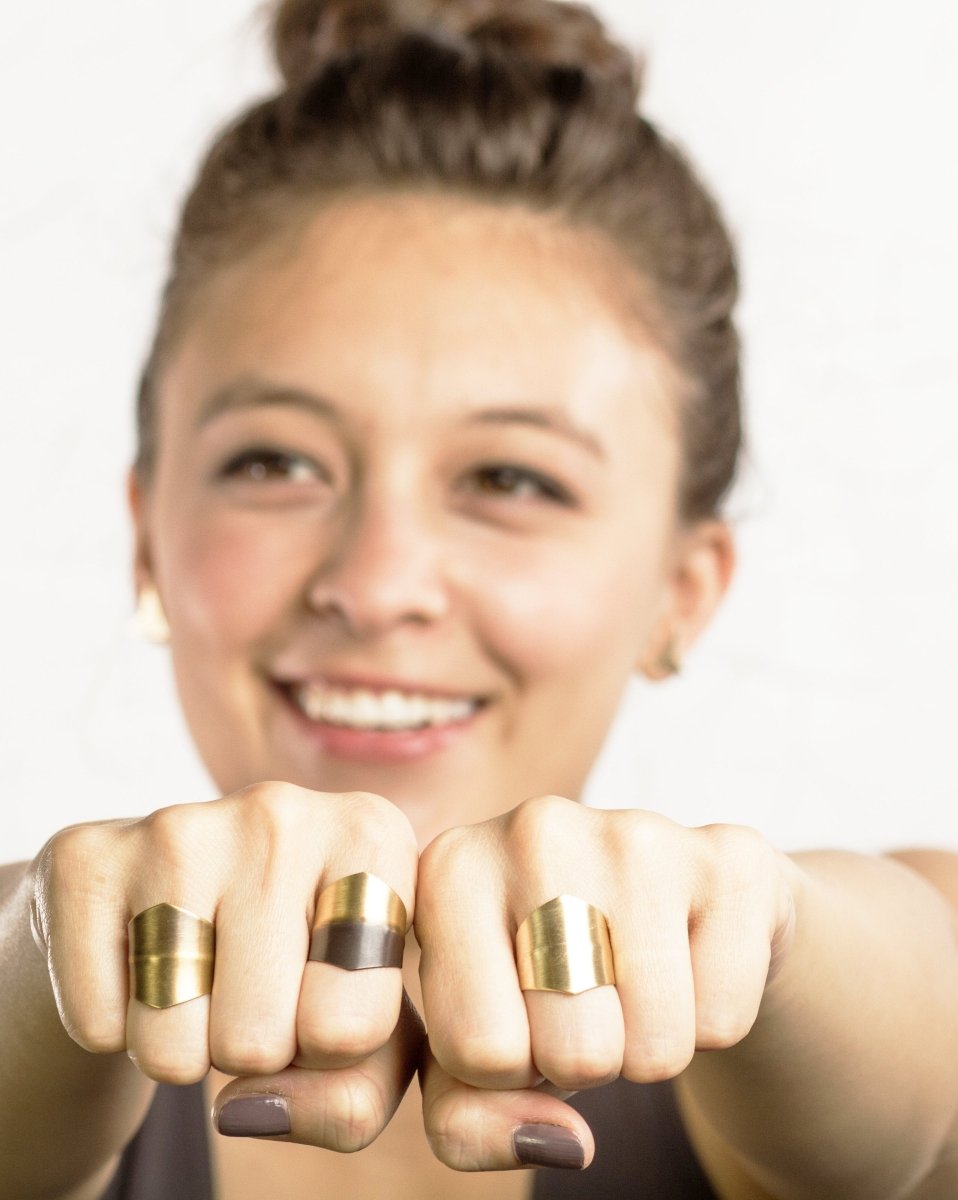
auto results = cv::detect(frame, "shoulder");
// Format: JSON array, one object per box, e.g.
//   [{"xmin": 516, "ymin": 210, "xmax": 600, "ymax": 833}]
[{"xmin": 886, "ymin": 849, "xmax": 958, "ymax": 914}]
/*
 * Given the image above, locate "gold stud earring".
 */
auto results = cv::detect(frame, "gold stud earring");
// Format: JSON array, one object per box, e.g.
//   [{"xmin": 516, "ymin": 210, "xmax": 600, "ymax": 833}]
[
  {"xmin": 130, "ymin": 585, "xmax": 171, "ymax": 645},
  {"xmin": 657, "ymin": 640, "xmax": 682, "ymax": 678},
  {"xmin": 642, "ymin": 637, "xmax": 681, "ymax": 681}
]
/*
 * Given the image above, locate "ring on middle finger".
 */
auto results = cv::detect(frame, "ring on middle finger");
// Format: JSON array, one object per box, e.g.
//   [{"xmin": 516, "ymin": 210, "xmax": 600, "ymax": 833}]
[
  {"xmin": 515, "ymin": 894, "xmax": 615, "ymax": 995},
  {"xmin": 308, "ymin": 872, "xmax": 407, "ymax": 971}
]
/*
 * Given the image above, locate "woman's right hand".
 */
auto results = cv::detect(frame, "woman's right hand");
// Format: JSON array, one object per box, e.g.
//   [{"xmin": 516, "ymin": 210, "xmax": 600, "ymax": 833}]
[{"xmin": 31, "ymin": 781, "xmax": 423, "ymax": 1151}]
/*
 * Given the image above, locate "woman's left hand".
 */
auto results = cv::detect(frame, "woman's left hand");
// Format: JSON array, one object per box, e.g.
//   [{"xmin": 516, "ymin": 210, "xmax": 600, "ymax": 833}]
[{"xmin": 414, "ymin": 794, "xmax": 797, "ymax": 1171}]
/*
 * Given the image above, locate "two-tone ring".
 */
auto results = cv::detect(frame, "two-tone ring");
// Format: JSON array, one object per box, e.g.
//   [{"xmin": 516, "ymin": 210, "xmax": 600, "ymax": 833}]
[{"xmin": 308, "ymin": 872, "xmax": 408, "ymax": 971}]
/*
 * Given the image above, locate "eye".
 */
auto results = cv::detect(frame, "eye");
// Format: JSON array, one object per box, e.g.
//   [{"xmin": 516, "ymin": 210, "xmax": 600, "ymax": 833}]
[
  {"xmin": 218, "ymin": 447, "xmax": 327, "ymax": 485},
  {"xmin": 466, "ymin": 464, "xmax": 574, "ymax": 505}
]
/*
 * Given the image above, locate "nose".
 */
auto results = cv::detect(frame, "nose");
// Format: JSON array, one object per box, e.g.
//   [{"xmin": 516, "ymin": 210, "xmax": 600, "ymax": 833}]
[{"xmin": 305, "ymin": 494, "xmax": 451, "ymax": 638}]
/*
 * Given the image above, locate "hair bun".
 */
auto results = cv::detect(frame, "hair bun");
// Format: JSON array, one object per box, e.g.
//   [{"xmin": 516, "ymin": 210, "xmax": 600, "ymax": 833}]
[{"xmin": 271, "ymin": 0, "xmax": 639, "ymax": 101}]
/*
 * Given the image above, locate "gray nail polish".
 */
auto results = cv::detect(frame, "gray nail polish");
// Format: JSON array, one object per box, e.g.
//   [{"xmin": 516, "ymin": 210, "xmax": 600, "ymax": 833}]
[
  {"xmin": 216, "ymin": 1094, "xmax": 291, "ymax": 1138},
  {"xmin": 513, "ymin": 1124, "xmax": 584, "ymax": 1170}
]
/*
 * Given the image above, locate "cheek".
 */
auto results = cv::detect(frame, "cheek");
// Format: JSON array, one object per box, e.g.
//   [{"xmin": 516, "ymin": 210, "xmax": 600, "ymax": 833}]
[
  {"xmin": 156, "ymin": 513, "xmax": 312, "ymax": 646},
  {"xmin": 470, "ymin": 535, "xmax": 663, "ymax": 683}
]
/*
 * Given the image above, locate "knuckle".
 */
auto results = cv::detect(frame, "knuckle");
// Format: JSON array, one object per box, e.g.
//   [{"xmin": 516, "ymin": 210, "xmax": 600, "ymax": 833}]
[
  {"xmin": 425, "ymin": 1091, "xmax": 484, "ymax": 1171},
  {"xmin": 701, "ymin": 822, "xmax": 770, "ymax": 880},
  {"xmin": 338, "ymin": 791, "xmax": 414, "ymax": 859},
  {"xmin": 433, "ymin": 1027, "xmax": 531, "ymax": 1088},
  {"xmin": 622, "ymin": 1033, "xmax": 694, "ymax": 1084},
  {"xmin": 131, "ymin": 1047, "xmax": 209, "ymax": 1088},
  {"xmin": 318, "ymin": 1072, "xmax": 387, "ymax": 1153},
  {"xmin": 539, "ymin": 1049, "xmax": 619, "ymax": 1091},
  {"xmin": 298, "ymin": 1006, "xmax": 388, "ymax": 1062},
  {"xmin": 425, "ymin": 1089, "xmax": 510, "ymax": 1172},
  {"xmin": 696, "ymin": 1008, "xmax": 755, "ymax": 1051},
  {"xmin": 506, "ymin": 794, "xmax": 576, "ymax": 849},
  {"xmin": 138, "ymin": 801, "xmax": 212, "ymax": 865},
  {"xmin": 420, "ymin": 825, "xmax": 480, "ymax": 902},
  {"xmin": 212, "ymin": 1028, "xmax": 295, "ymax": 1078},
  {"xmin": 231, "ymin": 781, "xmax": 311, "ymax": 838},
  {"xmin": 64, "ymin": 1013, "xmax": 126, "ymax": 1056},
  {"xmin": 237, "ymin": 779, "xmax": 297, "ymax": 805},
  {"xmin": 418, "ymin": 824, "xmax": 469, "ymax": 876},
  {"xmin": 605, "ymin": 810, "xmax": 682, "ymax": 883},
  {"xmin": 616, "ymin": 807, "xmax": 673, "ymax": 855},
  {"xmin": 37, "ymin": 822, "xmax": 119, "ymax": 893}
]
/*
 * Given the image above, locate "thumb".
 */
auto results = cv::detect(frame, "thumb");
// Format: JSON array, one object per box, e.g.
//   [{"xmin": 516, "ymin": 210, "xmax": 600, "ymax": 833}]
[
  {"xmin": 212, "ymin": 990, "xmax": 424, "ymax": 1151},
  {"xmin": 420, "ymin": 1040, "xmax": 593, "ymax": 1172}
]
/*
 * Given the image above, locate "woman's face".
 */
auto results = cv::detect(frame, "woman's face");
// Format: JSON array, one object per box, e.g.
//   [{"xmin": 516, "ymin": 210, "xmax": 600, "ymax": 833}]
[{"xmin": 133, "ymin": 194, "xmax": 729, "ymax": 843}]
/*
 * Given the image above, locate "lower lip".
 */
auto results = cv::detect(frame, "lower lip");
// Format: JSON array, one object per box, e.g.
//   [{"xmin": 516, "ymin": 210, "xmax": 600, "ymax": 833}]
[{"xmin": 279, "ymin": 689, "xmax": 482, "ymax": 764}]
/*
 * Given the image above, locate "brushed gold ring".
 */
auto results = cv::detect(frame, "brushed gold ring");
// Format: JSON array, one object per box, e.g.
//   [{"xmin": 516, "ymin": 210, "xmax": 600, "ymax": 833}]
[
  {"xmin": 129, "ymin": 902, "xmax": 215, "ymax": 1009},
  {"xmin": 308, "ymin": 872, "xmax": 407, "ymax": 971},
  {"xmin": 515, "ymin": 895, "xmax": 615, "ymax": 994}
]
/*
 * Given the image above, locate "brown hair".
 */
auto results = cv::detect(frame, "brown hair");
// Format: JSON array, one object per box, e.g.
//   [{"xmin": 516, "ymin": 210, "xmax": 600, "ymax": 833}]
[{"xmin": 136, "ymin": 0, "xmax": 742, "ymax": 520}]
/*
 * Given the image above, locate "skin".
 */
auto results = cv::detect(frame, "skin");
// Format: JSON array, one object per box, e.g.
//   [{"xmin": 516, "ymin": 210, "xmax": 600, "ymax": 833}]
[
  {"xmin": 135, "ymin": 192, "xmax": 728, "ymax": 844},
  {"xmin": 3, "ymin": 193, "xmax": 958, "ymax": 1200}
]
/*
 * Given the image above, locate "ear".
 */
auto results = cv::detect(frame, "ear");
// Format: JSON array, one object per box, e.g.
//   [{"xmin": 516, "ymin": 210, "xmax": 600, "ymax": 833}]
[
  {"xmin": 638, "ymin": 519, "xmax": 736, "ymax": 680},
  {"xmin": 127, "ymin": 467, "xmax": 154, "ymax": 599}
]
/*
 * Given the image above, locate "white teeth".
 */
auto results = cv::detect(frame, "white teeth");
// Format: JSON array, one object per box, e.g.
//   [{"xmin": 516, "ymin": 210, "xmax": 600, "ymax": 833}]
[
  {"xmin": 291, "ymin": 683, "xmax": 479, "ymax": 731},
  {"xmin": 354, "ymin": 690, "xmax": 380, "ymax": 726}
]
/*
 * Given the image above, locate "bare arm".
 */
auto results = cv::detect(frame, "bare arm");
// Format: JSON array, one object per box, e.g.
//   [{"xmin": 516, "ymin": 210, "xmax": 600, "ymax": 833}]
[
  {"xmin": 0, "ymin": 861, "xmax": 153, "ymax": 1200},
  {"xmin": 677, "ymin": 850, "xmax": 958, "ymax": 1200}
]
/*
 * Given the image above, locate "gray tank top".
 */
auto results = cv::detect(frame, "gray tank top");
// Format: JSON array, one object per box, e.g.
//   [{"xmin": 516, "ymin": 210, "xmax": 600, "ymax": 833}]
[{"xmin": 101, "ymin": 1076, "xmax": 718, "ymax": 1198}]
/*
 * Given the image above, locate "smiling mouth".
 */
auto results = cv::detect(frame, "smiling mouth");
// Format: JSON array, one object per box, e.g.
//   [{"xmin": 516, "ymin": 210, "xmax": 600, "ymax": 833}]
[{"xmin": 286, "ymin": 682, "xmax": 484, "ymax": 732}]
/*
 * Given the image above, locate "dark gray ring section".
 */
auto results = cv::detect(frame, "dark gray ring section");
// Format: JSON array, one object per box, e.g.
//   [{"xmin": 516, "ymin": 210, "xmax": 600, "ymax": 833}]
[{"xmin": 308, "ymin": 920, "xmax": 405, "ymax": 970}]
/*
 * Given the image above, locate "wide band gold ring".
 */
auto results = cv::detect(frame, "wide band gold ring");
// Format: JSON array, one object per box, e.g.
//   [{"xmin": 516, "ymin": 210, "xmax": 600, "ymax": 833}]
[
  {"xmin": 129, "ymin": 902, "xmax": 215, "ymax": 1009},
  {"xmin": 515, "ymin": 894, "xmax": 615, "ymax": 995},
  {"xmin": 308, "ymin": 872, "xmax": 407, "ymax": 971}
]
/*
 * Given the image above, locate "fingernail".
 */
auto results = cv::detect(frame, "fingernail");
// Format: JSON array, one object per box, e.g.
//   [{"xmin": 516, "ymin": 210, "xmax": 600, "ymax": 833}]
[
  {"xmin": 513, "ymin": 1123, "xmax": 584, "ymax": 1170},
  {"xmin": 216, "ymin": 1094, "xmax": 291, "ymax": 1138}
]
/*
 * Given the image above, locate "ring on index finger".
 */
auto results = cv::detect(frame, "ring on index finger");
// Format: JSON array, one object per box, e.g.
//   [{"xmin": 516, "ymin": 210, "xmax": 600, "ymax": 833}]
[
  {"xmin": 128, "ymin": 903, "xmax": 215, "ymax": 1009},
  {"xmin": 515, "ymin": 895, "xmax": 615, "ymax": 995},
  {"xmin": 308, "ymin": 872, "xmax": 407, "ymax": 971}
]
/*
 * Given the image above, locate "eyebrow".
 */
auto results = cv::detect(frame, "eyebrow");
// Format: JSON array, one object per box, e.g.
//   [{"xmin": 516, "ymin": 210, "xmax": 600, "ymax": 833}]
[
  {"xmin": 194, "ymin": 377, "xmax": 341, "ymax": 430},
  {"xmin": 194, "ymin": 377, "xmax": 606, "ymax": 459},
  {"xmin": 465, "ymin": 407, "xmax": 606, "ymax": 460}
]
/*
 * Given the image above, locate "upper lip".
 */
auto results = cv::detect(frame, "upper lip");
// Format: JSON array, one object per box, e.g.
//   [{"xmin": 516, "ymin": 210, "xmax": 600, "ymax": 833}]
[{"xmin": 272, "ymin": 671, "xmax": 489, "ymax": 701}]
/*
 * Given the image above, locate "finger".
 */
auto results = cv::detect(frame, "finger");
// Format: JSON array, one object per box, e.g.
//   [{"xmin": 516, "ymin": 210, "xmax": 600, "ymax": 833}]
[
  {"xmin": 416, "ymin": 830, "xmax": 535, "ymax": 1090},
  {"xmin": 523, "ymin": 988, "xmax": 624, "ymax": 1092},
  {"xmin": 213, "ymin": 989, "xmax": 425, "ymax": 1151},
  {"xmin": 615, "ymin": 900, "xmax": 697, "ymax": 1083},
  {"xmin": 687, "ymin": 825, "xmax": 789, "ymax": 1050},
  {"xmin": 421, "ymin": 1041, "xmax": 593, "ymax": 1172},
  {"xmin": 207, "ymin": 881, "xmax": 306, "ymax": 1076},
  {"xmin": 125, "ymin": 894, "xmax": 217, "ymax": 1085},
  {"xmin": 34, "ymin": 823, "xmax": 132, "ymax": 1054},
  {"xmin": 689, "ymin": 891, "xmax": 773, "ymax": 1050},
  {"xmin": 296, "ymin": 797, "xmax": 418, "ymax": 1068},
  {"xmin": 515, "ymin": 884, "xmax": 624, "ymax": 1089},
  {"xmin": 111, "ymin": 800, "xmax": 228, "ymax": 1083}
]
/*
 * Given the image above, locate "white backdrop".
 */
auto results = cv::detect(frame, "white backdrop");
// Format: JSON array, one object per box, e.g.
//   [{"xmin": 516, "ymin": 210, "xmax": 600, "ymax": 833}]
[{"xmin": 1, "ymin": 1, "xmax": 955, "ymax": 864}]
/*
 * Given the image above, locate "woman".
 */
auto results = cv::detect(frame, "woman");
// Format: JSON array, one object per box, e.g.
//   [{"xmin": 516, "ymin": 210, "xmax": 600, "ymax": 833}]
[{"xmin": 2, "ymin": 1, "xmax": 957, "ymax": 1197}]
